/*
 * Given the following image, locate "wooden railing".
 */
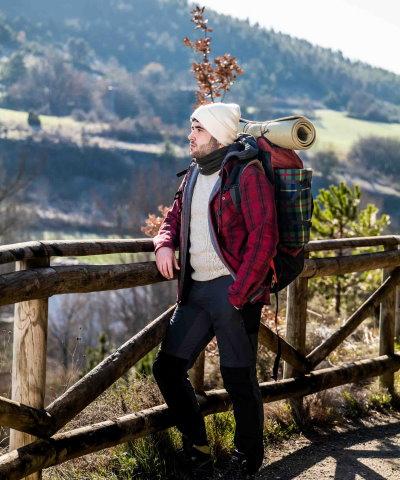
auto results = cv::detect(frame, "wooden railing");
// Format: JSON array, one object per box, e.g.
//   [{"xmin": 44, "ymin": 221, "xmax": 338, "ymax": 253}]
[{"xmin": 0, "ymin": 235, "xmax": 399, "ymax": 479}]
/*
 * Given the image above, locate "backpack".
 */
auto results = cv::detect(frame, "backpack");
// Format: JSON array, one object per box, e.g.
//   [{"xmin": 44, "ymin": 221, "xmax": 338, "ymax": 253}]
[
  {"xmin": 226, "ymin": 134, "xmax": 314, "ymax": 381},
  {"xmin": 226, "ymin": 134, "xmax": 314, "ymax": 294}
]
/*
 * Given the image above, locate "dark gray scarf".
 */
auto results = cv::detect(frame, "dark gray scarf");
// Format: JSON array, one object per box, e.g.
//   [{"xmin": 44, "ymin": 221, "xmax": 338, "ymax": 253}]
[{"xmin": 194, "ymin": 145, "xmax": 229, "ymax": 175}]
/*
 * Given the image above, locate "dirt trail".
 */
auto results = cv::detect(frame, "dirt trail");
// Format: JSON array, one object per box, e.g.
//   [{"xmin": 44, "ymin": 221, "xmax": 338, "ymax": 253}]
[{"xmin": 257, "ymin": 413, "xmax": 400, "ymax": 479}]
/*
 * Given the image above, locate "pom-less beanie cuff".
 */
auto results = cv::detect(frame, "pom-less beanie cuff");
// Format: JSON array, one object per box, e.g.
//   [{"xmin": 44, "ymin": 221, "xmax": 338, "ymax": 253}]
[{"xmin": 190, "ymin": 102, "xmax": 241, "ymax": 146}]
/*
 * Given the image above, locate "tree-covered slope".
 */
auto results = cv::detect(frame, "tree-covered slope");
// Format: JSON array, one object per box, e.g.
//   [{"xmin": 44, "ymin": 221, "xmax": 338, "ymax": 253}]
[{"xmin": 1, "ymin": 0, "xmax": 400, "ymax": 124}]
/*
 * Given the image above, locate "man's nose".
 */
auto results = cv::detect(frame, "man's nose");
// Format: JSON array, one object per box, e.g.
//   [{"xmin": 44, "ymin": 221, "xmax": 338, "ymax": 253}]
[{"xmin": 188, "ymin": 131, "xmax": 194, "ymax": 141}]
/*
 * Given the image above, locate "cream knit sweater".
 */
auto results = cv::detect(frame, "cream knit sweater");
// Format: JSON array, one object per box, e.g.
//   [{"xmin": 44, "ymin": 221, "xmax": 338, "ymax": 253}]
[{"xmin": 189, "ymin": 170, "xmax": 231, "ymax": 281}]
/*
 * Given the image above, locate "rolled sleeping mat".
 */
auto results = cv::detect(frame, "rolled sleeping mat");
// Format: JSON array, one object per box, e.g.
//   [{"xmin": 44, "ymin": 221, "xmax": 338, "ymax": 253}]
[{"xmin": 238, "ymin": 115, "xmax": 316, "ymax": 150}]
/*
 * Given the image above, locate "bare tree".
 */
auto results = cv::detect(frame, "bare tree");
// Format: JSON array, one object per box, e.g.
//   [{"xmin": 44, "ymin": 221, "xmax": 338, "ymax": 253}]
[
  {"xmin": 0, "ymin": 154, "xmax": 41, "ymax": 245},
  {"xmin": 183, "ymin": 5, "xmax": 244, "ymax": 106},
  {"xmin": 48, "ymin": 294, "xmax": 89, "ymax": 374}
]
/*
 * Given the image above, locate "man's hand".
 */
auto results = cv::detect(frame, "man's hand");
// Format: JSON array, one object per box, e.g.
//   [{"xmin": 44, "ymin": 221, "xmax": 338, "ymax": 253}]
[{"xmin": 155, "ymin": 246, "xmax": 180, "ymax": 279}]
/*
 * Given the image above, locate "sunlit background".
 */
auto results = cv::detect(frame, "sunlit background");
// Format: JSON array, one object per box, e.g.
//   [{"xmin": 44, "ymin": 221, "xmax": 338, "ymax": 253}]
[{"xmin": 199, "ymin": 0, "xmax": 400, "ymax": 74}]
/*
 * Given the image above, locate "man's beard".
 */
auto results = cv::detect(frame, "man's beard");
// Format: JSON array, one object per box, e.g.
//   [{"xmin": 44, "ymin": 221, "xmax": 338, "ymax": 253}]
[{"xmin": 191, "ymin": 137, "xmax": 220, "ymax": 159}]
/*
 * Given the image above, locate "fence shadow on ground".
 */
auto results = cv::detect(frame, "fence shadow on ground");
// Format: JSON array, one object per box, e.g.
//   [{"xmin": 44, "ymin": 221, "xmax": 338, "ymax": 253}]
[{"xmin": 262, "ymin": 418, "xmax": 400, "ymax": 479}]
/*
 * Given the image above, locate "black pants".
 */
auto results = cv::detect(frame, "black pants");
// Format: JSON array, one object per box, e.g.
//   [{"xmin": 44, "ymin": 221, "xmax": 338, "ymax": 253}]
[{"xmin": 152, "ymin": 274, "xmax": 264, "ymax": 471}]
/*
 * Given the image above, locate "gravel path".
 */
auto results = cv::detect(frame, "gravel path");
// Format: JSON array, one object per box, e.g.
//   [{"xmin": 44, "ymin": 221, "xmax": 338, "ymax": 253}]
[{"xmin": 257, "ymin": 413, "xmax": 400, "ymax": 479}]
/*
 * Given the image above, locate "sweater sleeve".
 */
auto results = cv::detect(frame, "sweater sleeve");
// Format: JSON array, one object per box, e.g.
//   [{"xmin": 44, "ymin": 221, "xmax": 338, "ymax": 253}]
[
  {"xmin": 153, "ymin": 175, "xmax": 185, "ymax": 254},
  {"xmin": 227, "ymin": 162, "xmax": 278, "ymax": 308}
]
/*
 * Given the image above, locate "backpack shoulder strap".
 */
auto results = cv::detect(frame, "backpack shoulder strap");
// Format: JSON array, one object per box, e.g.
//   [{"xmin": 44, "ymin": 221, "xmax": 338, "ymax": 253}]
[
  {"xmin": 176, "ymin": 167, "xmax": 188, "ymax": 177},
  {"xmin": 228, "ymin": 159, "xmax": 260, "ymax": 210},
  {"xmin": 258, "ymin": 149, "xmax": 274, "ymax": 185},
  {"xmin": 228, "ymin": 153, "xmax": 274, "ymax": 210}
]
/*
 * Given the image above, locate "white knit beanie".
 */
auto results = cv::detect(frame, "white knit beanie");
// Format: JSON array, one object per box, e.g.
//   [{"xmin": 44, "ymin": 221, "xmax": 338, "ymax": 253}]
[{"xmin": 190, "ymin": 102, "xmax": 241, "ymax": 146}]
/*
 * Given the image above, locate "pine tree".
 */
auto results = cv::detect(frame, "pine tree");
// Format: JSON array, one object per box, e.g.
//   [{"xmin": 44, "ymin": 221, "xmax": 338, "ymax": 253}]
[{"xmin": 310, "ymin": 182, "xmax": 390, "ymax": 317}]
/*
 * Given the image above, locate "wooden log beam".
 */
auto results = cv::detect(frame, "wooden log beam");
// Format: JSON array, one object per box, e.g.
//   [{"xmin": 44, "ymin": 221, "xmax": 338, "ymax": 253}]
[
  {"xmin": 0, "ymin": 236, "xmax": 398, "ymax": 266},
  {"xmin": 9, "ymin": 257, "xmax": 50, "ymax": 480},
  {"xmin": 283, "ymin": 267, "xmax": 309, "ymax": 426},
  {"xmin": 307, "ymin": 267, "xmax": 400, "ymax": 369},
  {"xmin": 1, "ymin": 355, "xmax": 399, "ymax": 480},
  {"xmin": 45, "ymin": 305, "xmax": 175, "ymax": 435},
  {"xmin": 301, "ymin": 249, "xmax": 400, "ymax": 278},
  {"xmin": 0, "ymin": 261, "xmax": 168, "ymax": 307},
  {"xmin": 395, "ymin": 288, "xmax": 400, "ymax": 341},
  {"xmin": 259, "ymin": 323, "xmax": 310, "ymax": 373},
  {"xmin": 2, "ymin": 250, "xmax": 400, "ymax": 308},
  {"xmin": 379, "ymin": 245, "xmax": 397, "ymax": 394},
  {"xmin": 0, "ymin": 396, "xmax": 51, "ymax": 438},
  {"xmin": 0, "ymin": 239, "xmax": 155, "ymax": 265},
  {"xmin": 306, "ymin": 235, "xmax": 400, "ymax": 252}
]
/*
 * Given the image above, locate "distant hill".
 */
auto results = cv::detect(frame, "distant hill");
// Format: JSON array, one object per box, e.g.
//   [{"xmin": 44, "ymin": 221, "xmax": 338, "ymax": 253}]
[
  {"xmin": 1, "ymin": 0, "xmax": 400, "ymax": 124},
  {"xmin": 0, "ymin": 0, "xmax": 399, "ymax": 238},
  {"xmin": 1, "ymin": 105, "xmax": 399, "ymax": 237}
]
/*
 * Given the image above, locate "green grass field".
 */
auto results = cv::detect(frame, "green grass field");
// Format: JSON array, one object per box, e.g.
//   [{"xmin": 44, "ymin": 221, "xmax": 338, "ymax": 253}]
[
  {"xmin": 313, "ymin": 109, "xmax": 400, "ymax": 157},
  {"xmin": 0, "ymin": 106, "xmax": 105, "ymax": 131}
]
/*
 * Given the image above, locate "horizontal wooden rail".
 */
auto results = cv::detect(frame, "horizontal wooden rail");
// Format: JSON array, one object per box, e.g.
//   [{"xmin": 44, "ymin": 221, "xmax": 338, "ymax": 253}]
[
  {"xmin": 0, "ymin": 236, "xmax": 399, "ymax": 266},
  {"xmin": 0, "ymin": 239, "xmax": 154, "ymax": 266},
  {"xmin": 0, "ymin": 397, "xmax": 52, "ymax": 438},
  {"xmin": 1, "ymin": 355, "xmax": 399, "ymax": 480},
  {"xmin": 45, "ymin": 305, "xmax": 175, "ymax": 436},
  {"xmin": 0, "ymin": 262, "xmax": 165, "ymax": 307},
  {"xmin": 301, "ymin": 249, "xmax": 400, "ymax": 278},
  {"xmin": 305, "ymin": 235, "xmax": 400, "ymax": 252},
  {"xmin": 307, "ymin": 267, "xmax": 400, "ymax": 369},
  {"xmin": 1, "ymin": 250, "xmax": 400, "ymax": 308}
]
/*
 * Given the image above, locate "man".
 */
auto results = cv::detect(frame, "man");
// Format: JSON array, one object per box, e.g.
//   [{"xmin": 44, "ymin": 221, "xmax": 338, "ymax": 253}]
[{"xmin": 152, "ymin": 102, "xmax": 278, "ymax": 478}]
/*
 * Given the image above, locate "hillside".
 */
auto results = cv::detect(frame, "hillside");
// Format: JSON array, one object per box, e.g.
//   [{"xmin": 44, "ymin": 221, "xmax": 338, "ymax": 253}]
[
  {"xmin": 0, "ymin": 0, "xmax": 399, "ymax": 238},
  {"xmin": 1, "ymin": 105, "xmax": 399, "ymax": 238},
  {"xmin": 1, "ymin": 0, "xmax": 400, "ymax": 124},
  {"xmin": 313, "ymin": 109, "xmax": 400, "ymax": 155}
]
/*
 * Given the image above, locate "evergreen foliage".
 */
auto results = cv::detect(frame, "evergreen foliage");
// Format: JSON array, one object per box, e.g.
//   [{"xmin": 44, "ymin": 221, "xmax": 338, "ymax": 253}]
[
  {"xmin": 310, "ymin": 182, "xmax": 390, "ymax": 316},
  {"xmin": 82, "ymin": 332, "xmax": 109, "ymax": 375}
]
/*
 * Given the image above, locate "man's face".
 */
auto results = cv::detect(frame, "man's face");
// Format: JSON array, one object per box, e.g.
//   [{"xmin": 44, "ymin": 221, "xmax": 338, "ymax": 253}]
[{"xmin": 188, "ymin": 119, "xmax": 220, "ymax": 159}]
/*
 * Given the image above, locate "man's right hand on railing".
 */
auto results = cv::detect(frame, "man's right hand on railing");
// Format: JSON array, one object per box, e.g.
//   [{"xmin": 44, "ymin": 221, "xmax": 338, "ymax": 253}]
[{"xmin": 155, "ymin": 247, "xmax": 180, "ymax": 280}]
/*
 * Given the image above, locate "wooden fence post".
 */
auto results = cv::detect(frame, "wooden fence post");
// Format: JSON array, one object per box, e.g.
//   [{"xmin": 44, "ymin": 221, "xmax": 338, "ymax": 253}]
[
  {"xmin": 394, "ymin": 243, "xmax": 400, "ymax": 342},
  {"xmin": 379, "ymin": 246, "xmax": 396, "ymax": 395},
  {"xmin": 189, "ymin": 350, "xmax": 205, "ymax": 393},
  {"xmin": 395, "ymin": 284, "xmax": 400, "ymax": 342},
  {"xmin": 9, "ymin": 257, "xmax": 50, "ymax": 480},
  {"xmin": 284, "ymin": 257, "xmax": 309, "ymax": 426}
]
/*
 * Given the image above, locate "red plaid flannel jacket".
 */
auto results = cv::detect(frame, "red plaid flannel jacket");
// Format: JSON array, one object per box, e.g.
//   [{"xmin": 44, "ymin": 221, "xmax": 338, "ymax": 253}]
[{"xmin": 153, "ymin": 137, "xmax": 279, "ymax": 309}]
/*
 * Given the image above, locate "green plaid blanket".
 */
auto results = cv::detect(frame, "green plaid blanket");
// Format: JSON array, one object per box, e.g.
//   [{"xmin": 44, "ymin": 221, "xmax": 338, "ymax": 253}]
[{"xmin": 274, "ymin": 168, "xmax": 313, "ymax": 248}]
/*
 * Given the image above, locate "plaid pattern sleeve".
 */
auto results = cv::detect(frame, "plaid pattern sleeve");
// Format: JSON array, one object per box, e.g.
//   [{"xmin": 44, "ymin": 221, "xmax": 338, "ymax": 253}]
[
  {"xmin": 153, "ymin": 179, "xmax": 184, "ymax": 254},
  {"xmin": 227, "ymin": 163, "xmax": 279, "ymax": 308}
]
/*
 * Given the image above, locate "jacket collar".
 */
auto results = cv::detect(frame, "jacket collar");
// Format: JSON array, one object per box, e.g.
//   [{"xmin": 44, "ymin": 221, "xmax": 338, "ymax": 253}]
[{"xmin": 220, "ymin": 134, "xmax": 259, "ymax": 175}]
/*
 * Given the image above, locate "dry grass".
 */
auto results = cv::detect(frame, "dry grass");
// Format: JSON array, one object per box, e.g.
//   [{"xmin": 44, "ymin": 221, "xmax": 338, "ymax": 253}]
[
  {"xmin": 0, "ymin": 107, "xmax": 184, "ymax": 156},
  {"xmin": 43, "ymin": 373, "xmax": 165, "ymax": 479}
]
